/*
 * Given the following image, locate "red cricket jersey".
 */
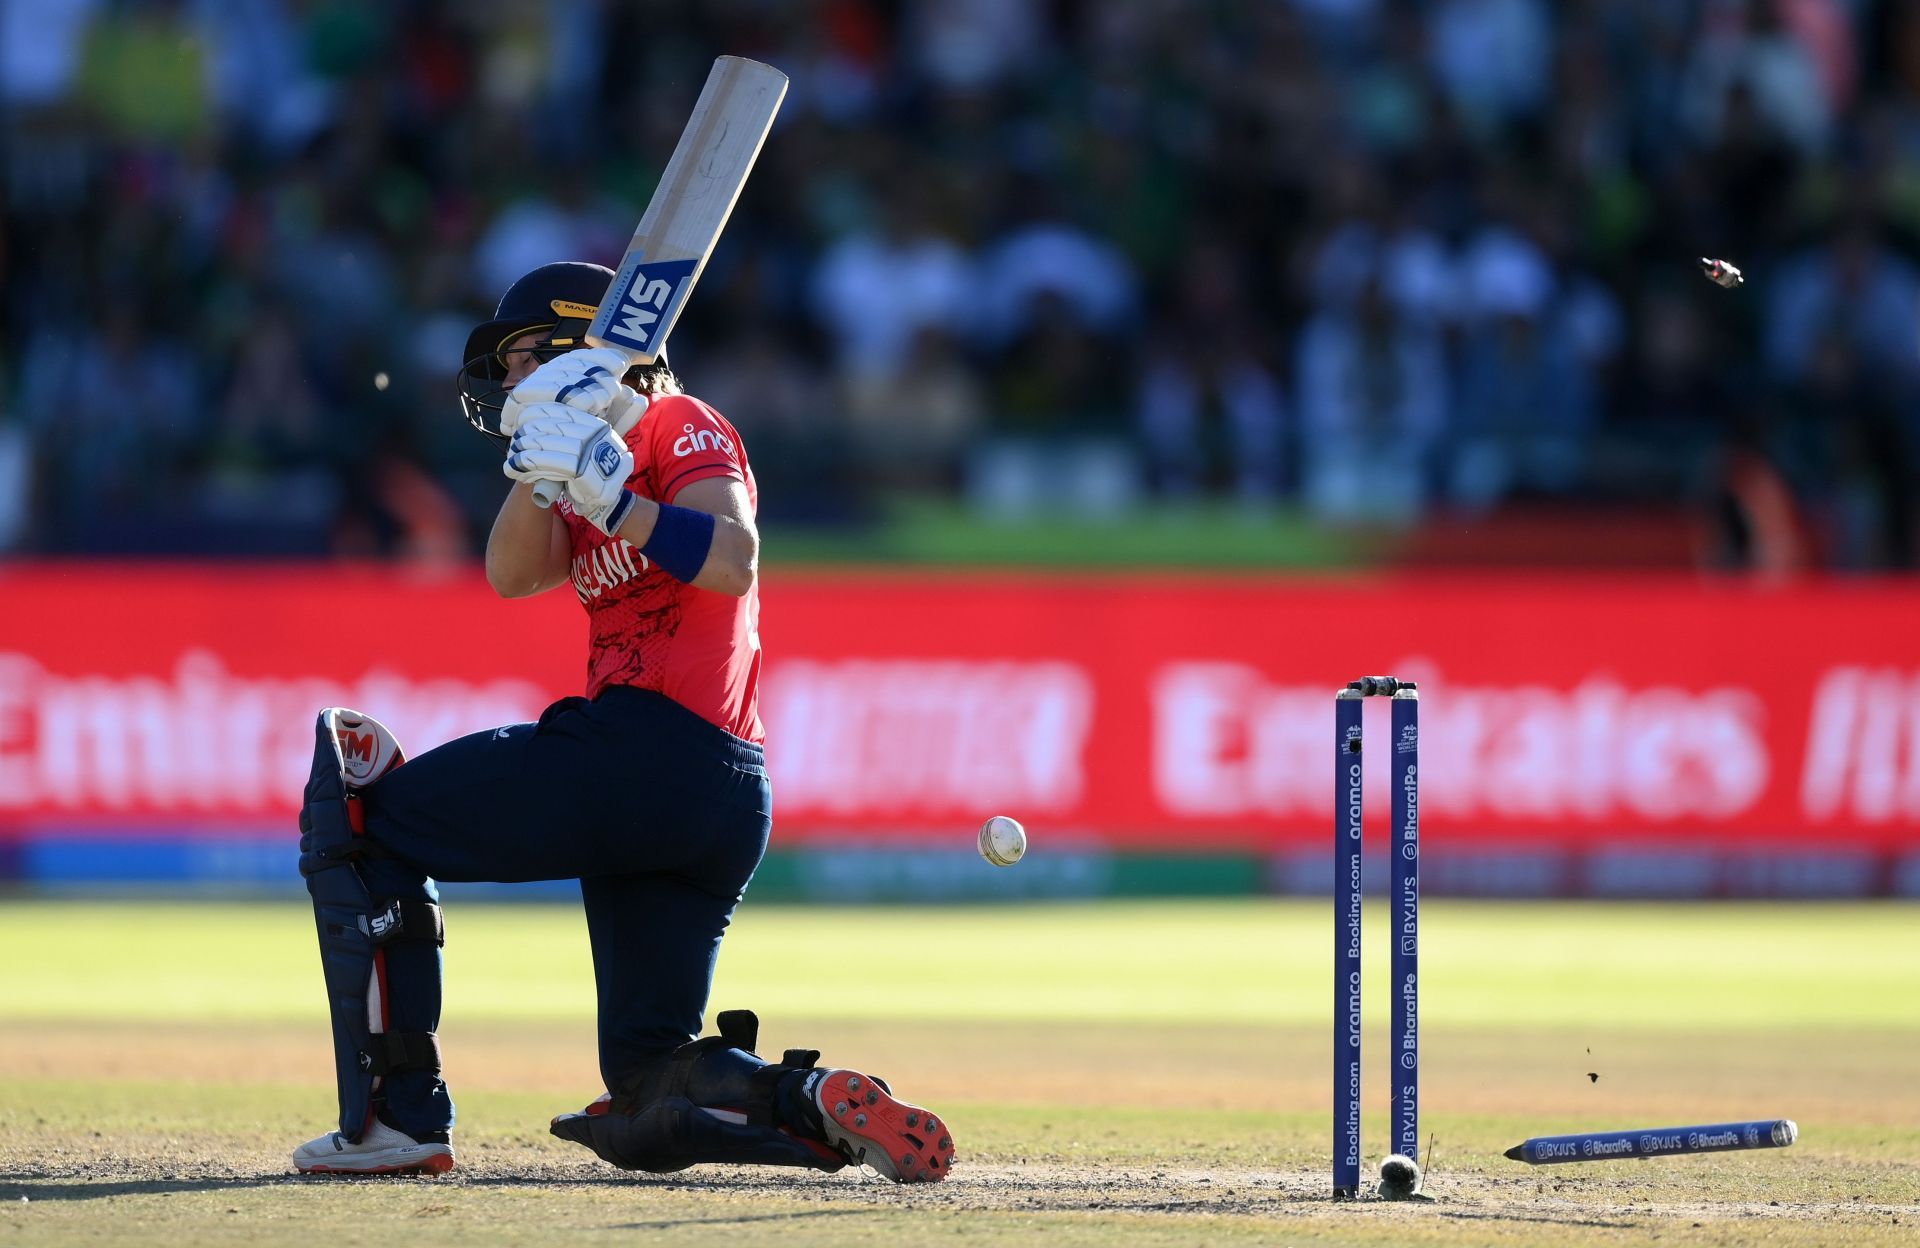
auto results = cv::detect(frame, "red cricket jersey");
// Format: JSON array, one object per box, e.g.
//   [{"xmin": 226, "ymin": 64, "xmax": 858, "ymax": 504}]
[{"xmin": 556, "ymin": 393, "xmax": 763, "ymax": 743}]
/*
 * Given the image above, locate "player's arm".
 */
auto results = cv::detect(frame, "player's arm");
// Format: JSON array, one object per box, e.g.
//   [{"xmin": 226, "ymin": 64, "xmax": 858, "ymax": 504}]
[
  {"xmin": 484, "ymin": 482, "xmax": 573, "ymax": 598},
  {"xmin": 611, "ymin": 476, "xmax": 758, "ymax": 598}
]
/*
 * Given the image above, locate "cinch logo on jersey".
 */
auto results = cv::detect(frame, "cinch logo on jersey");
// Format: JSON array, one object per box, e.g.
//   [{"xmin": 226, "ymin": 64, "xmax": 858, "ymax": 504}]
[
  {"xmin": 599, "ymin": 257, "xmax": 699, "ymax": 355},
  {"xmin": 673, "ymin": 421, "xmax": 735, "ymax": 458}
]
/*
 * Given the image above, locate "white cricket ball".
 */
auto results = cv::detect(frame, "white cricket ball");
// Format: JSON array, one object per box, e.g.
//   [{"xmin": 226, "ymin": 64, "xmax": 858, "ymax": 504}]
[
  {"xmin": 373, "ymin": 371, "xmax": 390, "ymax": 391},
  {"xmin": 977, "ymin": 815, "xmax": 1026, "ymax": 867}
]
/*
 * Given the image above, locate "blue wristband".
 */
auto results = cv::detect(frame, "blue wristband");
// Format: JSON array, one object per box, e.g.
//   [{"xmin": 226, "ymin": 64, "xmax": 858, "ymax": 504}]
[{"xmin": 641, "ymin": 503, "xmax": 717, "ymax": 584}]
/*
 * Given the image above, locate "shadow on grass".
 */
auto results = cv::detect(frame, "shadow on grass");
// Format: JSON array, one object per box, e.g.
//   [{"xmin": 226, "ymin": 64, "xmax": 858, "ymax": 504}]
[
  {"xmin": 2, "ymin": 1174, "xmax": 304, "ymax": 1201},
  {"xmin": 0, "ymin": 1169, "xmax": 872, "ymax": 1203},
  {"xmin": 609, "ymin": 1209, "xmax": 881, "ymax": 1230},
  {"xmin": 1438, "ymin": 1208, "xmax": 1639, "ymax": 1230}
]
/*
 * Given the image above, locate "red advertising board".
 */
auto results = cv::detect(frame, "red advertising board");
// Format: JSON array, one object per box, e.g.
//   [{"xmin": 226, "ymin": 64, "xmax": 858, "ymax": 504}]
[{"xmin": 2, "ymin": 565, "xmax": 1917, "ymax": 859}]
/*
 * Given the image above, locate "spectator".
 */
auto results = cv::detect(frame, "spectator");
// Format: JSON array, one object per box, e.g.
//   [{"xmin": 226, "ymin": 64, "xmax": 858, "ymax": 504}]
[
  {"xmin": 1684, "ymin": 0, "xmax": 1834, "ymax": 155},
  {"xmin": 1427, "ymin": 0, "xmax": 1553, "ymax": 133},
  {"xmin": 0, "ymin": 0, "xmax": 100, "ymax": 110},
  {"xmin": 811, "ymin": 181, "xmax": 974, "ymax": 381},
  {"xmin": 1139, "ymin": 245, "xmax": 1288, "ymax": 502},
  {"xmin": 842, "ymin": 327, "xmax": 988, "ymax": 491},
  {"xmin": 1765, "ymin": 219, "xmax": 1920, "ymax": 395},
  {"xmin": 16, "ymin": 305, "xmax": 205, "ymax": 532},
  {"xmin": 975, "ymin": 186, "xmax": 1139, "ymax": 350},
  {"xmin": 1447, "ymin": 218, "xmax": 1602, "ymax": 507},
  {"xmin": 0, "ymin": 370, "xmax": 29, "ymax": 551},
  {"xmin": 1296, "ymin": 277, "xmax": 1448, "ymax": 524}
]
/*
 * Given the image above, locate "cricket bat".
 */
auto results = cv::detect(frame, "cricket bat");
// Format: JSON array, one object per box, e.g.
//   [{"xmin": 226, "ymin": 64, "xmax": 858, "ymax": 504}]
[{"xmin": 532, "ymin": 55, "xmax": 789, "ymax": 507}]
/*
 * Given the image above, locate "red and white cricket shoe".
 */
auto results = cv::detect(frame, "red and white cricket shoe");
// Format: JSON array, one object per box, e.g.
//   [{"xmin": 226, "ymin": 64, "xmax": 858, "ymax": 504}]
[
  {"xmin": 812, "ymin": 1069, "xmax": 954, "ymax": 1183},
  {"xmin": 292, "ymin": 1119, "xmax": 454, "ymax": 1175},
  {"xmin": 549, "ymin": 1090, "xmax": 849, "ymax": 1171},
  {"xmin": 549, "ymin": 1091, "xmax": 614, "ymax": 1130}
]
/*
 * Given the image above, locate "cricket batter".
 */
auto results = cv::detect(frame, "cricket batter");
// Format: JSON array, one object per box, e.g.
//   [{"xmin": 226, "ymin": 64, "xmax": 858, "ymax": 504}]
[{"xmin": 291, "ymin": 261, "xmax": 953, "ymax": 1183}]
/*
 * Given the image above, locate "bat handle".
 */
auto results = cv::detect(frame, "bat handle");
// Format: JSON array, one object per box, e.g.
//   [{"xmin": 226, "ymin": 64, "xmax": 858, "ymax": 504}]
[{"xmin": 531, "ymin": 480, "xmax": 560, "ymax": 508}]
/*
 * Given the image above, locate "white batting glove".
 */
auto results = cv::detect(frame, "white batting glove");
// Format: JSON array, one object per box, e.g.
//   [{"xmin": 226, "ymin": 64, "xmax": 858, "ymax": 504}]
[
  {"xmin": 561, "ymin": 449, "xmax": 639, "ymax": 534},
  {"xmin": 501, "ymin": 348, "xmax": 647, "ymax": 436},
  {"xmin": 502, "ymin": 407, "xmax": 637, "ymax": 534},
  {"xmin": 500, "ymin": 403, "xmax": 593, "ymax": 482}
]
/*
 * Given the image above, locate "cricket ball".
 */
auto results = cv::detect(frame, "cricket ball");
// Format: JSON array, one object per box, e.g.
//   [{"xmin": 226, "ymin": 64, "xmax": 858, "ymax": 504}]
[
  {"xmin": 978, "ymin": 815, "xmax": 1027, "ymax": 867},
  {"xmin": 1378, "ymin": 1153, "xmax": 1422, "ymax": 1200}
]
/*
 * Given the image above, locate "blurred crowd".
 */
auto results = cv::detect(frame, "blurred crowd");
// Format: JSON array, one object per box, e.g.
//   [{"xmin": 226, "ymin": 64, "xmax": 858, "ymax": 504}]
[{"xmin": 2, "ymin": 0, "xmax": 1917, "ymax": 568}]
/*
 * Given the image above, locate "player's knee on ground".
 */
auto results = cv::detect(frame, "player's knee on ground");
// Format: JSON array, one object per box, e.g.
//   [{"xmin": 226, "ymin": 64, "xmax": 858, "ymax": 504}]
[{"xmin": 549, "ymin": 1009, "xmax": 841, "ymax": 1173}]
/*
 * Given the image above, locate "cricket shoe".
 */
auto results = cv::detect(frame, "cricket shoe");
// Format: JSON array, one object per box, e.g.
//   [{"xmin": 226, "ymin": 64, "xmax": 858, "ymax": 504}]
[
  {"xmin": 811, "ymin": 1069, "xmax": 954, "ymax": 1183},
  {"xmin": 549, "ymin": 1091, "xmax": 614, "ymax": 1128},
  {"xmin": 292, "ymin": 1119, "xmax": 454, "ymax": 1175},
  {"xmin": 549, "ymin": 1091, "xmax": 848, "ymax": 1172}
]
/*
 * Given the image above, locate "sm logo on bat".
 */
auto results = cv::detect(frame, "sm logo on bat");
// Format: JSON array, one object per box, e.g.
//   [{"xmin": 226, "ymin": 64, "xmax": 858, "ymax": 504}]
[{"xmin": 600, "ymin": 257, "xmax": 700, "ymax": 356}]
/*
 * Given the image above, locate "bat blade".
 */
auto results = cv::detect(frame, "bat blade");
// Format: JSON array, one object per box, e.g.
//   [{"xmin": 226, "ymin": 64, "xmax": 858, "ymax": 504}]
[
  {"xmin": 587, "ymin": 55, "xmax": 789, "ymax": 362},
  {"xmin": 529, "ymin": 55, "xmax": 787, "ymax": 509}
]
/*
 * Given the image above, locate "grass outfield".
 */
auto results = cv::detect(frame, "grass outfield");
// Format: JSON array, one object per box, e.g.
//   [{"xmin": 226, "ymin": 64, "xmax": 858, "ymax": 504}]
[
  {"xmin": 1, "ymin": 899, "xmax": 1916, "ymax": 1245},
  {"xmin": 768, "ymin": 498, "xmax": 1362, "ymax": 568}
]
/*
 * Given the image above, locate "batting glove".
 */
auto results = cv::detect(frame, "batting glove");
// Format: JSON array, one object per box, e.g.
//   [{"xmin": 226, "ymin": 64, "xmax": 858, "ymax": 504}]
[
  {"xmin": 501, "ymin": 403, "xmax": 590, "ymax": 482},
  {"xmin": 503, "ymin": 406, "xmax": 637, "ymax": 534},
  {"xmin": 502, "ymin": 347, "xmax": 647, "ymax": 436}
]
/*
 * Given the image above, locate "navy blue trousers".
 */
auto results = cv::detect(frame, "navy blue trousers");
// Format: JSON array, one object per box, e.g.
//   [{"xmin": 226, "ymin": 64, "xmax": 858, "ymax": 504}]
[{"xmin": 352, "ymin": 686, "xmax": 771, "ymax": 1138}]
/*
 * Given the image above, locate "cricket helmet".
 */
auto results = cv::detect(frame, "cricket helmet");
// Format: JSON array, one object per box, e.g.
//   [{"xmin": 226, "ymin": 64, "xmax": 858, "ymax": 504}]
[{"xmin": 457, "ymin": 261, "xmax": 669, "ymax": 445}]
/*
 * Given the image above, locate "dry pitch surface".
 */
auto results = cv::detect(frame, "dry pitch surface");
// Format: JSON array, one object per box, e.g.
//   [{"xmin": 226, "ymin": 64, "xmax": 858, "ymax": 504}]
[{"xmin": 1, "ymin": 899, "xmax": 1915, "ymax": 1246}]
